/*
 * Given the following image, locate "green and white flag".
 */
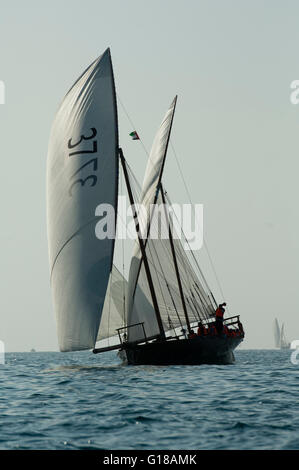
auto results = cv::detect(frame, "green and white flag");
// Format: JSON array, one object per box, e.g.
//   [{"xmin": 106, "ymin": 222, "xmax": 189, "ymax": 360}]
[{"xmin": 129, "ymin": 131, "xmax": 140, "ymax": 140}]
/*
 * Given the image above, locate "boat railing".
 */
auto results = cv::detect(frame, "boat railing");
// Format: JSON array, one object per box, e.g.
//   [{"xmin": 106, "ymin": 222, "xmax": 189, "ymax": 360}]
[
  {"xmin": 116, "ymin": 322, "xmax": 148, "ymax": 346},
  {"xmin": 223, "ymin": 315, "xmax": 241, "ymax": 327},
  {"xmin": 164, "ymin": 315, "xmax": 243, "ymax": 341},
  {"xmin": 93, "ymin": 322, "xmax": 159, "ymax": 354},
  {"xmin": 190, "ymin": 315, "xmax": 242, "ymax": 330}
]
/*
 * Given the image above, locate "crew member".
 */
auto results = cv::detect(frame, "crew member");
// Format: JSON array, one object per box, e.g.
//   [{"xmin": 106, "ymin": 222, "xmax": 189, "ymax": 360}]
[
  {"xmin": 237, "ymin": 320, "xmax": 244, "ymax": 336},
  {"xmin": 215, "ymin": 302, "xmax": 226, "ymax": 336},
  {"xmin": 188, "ymin": 329, "xmax": 197, "ymax": 339},
  {"xmin": 181, "ymin": 328, "xmax": 187, "ymax": 339},
  {"xmin": 197, "ymin": 322, "xmax": 204, "ymax": 336}
]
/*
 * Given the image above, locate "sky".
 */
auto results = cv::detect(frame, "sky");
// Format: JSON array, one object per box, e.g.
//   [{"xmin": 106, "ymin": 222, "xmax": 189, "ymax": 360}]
[{"xmin": 0, "ymin": 0, "xmax": 299, "ymax": 351}]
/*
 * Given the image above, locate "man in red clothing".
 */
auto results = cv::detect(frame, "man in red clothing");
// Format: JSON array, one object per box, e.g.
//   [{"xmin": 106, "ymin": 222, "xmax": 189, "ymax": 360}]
[
  {"xmin": 197, "ymin": 322, "xmax": 204, "ymax": 336},
  {"xmin": 188, "ymin": 329, "xmax": 197, "ymax": 339},
  {"xmin": 215, "ymin": 302, "xmax": 226, "ymax": 336}
]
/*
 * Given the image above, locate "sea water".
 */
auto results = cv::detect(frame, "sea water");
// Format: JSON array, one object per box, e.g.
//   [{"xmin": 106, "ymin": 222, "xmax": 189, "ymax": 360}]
[{"xmin": 0, "ymin": 349, "xmax": 298, "ymax": 450}]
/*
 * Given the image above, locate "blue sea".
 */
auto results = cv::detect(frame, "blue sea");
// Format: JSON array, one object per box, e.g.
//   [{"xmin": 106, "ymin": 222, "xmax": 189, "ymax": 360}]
[{"xmin": 0, "ymin": 349, "xmax": 298, "ymax": 450}]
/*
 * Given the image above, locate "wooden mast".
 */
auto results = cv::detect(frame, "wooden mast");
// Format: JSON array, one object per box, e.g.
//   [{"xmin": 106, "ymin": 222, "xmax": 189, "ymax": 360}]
[
  {"xmin": 160, "ymin": 183, "xmax": 192, "ymax": 334},
  {"xmin": 119, "ymin": 148, "xmax": 166, "ymax": 341}
]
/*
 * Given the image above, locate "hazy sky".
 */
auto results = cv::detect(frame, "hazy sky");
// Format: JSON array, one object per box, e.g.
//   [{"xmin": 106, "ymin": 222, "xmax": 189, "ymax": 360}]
[{"xmin": 1, "ymin": 0, "xmax": 298, "ymax": 351}]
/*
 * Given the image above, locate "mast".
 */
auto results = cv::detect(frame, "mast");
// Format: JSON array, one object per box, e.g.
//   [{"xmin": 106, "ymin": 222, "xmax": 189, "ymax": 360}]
[
  {"xmin": 160, "ymin": 183, "xmax": 192, "ymax": 334},
  {"xmin": 130, "ymin": 97, "xmax": 177, "ymax": 300},
  {"xmin": 155, "ymin": 95, "xmax": 177, "ymax": 191},
  {"xmin": 119, "ymin": 148, "xmax": 166, "ymax": 341}
]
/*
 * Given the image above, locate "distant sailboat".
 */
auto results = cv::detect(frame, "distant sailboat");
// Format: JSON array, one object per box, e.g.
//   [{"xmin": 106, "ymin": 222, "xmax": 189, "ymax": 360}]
[
  {"xmin": 47, "ymin": 48, "xmax": 244, "ymax": 365},
  {"xmin": 274, "ymin": 318, "xmax": 290, "ymax": 349}
]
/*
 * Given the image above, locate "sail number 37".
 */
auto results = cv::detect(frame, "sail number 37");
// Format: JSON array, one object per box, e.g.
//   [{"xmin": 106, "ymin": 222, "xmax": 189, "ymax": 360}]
[{"xmin": 67, "ymin": 127, "xmax": 98, "ymax": 196}]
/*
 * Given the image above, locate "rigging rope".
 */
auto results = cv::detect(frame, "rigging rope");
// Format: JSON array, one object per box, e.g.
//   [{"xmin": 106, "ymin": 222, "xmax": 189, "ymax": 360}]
[
  {"xmin": 117, "ymin": 93, "xmax": 227, "ymax": 313},
  {"xmin": 125, "ymin": 164, "xmax": 208, "ymax": 326},
  {"xmin": 117, "ymin": 93, "xmax": 149, "ymax": 157},
  {"xmin": 120, "ymin": 170, "xmax": 126, "ymax": 327},
  {"xmin": 125, "ymin": 136, "xmax": 213, "ymax": 325},
  {"xmin": 169, "ymin": 140, "xmax": 228, "ymax": 309},
  {"xmin": 126, "ymin": 162, "xmax": 178, "ymax": 326},
  {"xmin": 107, "ymin": 266, "xmax": 113, "ymax": 347}
]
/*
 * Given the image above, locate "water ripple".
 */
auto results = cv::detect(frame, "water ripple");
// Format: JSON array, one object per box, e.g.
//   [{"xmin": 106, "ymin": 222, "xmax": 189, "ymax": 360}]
[{"xmin": 0, "ymin": 350, "xmax": 298, "ymax": 449}]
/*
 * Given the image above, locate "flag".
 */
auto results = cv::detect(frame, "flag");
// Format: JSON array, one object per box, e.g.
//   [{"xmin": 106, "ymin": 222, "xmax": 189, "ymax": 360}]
[{"xmin": 129, "ymin": 131, "xmax": 140, "ymax": 140}]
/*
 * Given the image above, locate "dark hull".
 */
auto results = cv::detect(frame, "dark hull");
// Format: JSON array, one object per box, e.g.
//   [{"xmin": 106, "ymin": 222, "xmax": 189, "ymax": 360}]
[{"xmin": 118, "ymin": 336, "xmax": 243, "ymax": 365}]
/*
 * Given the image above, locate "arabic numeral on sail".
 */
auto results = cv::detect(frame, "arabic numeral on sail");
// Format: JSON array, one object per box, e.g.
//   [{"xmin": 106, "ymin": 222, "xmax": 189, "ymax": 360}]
[
  {"xmin": 67, "ymin": 127, "xmax": 99, "ymax": 196},
  {"xmin": 69, "ymin": 175, "xmax": 97, "ymax": 197},
  {"xmin": 70, "ymin": 158, "xmax": 98, "ymax": 178},
  {"xmin": 69, "ymin": 140, "xmax": 97, "ymax": 156},
  {"xmin": 68, "ymin": 127, "xmax": 98, "ymax": 155}
]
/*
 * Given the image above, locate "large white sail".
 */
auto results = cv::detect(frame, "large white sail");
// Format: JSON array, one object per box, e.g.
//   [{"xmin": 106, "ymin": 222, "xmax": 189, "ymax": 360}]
[
  {"xmin": 47, "ymin": 49, "xmax": 119, "ymax": 351},
  {"xmin": 128, "ymin": 192, "xmax": 215, "ymax": 342},
  {"xmin": 126, "ymin": 97, "xmax": 177, "ymax": 341},
  {"xmin": 126, "ymin": 97, "xmax": 216, "ymax": 343}
]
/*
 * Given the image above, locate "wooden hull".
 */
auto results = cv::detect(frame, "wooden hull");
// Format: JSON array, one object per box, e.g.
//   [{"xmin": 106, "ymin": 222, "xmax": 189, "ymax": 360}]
[{"xmin": 118, "ymin": 335, "xmax": 243, "ymax": 366}]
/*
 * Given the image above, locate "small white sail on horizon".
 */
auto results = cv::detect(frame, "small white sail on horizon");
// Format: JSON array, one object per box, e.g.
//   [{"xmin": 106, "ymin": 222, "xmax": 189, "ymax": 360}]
[
  {"xmin": 273, "ymin": 318, "xmax": 290, "ymax": 349},
  {"xmin": 274, "ymin": 318, "xmax": 281, "ymax": 348}
]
